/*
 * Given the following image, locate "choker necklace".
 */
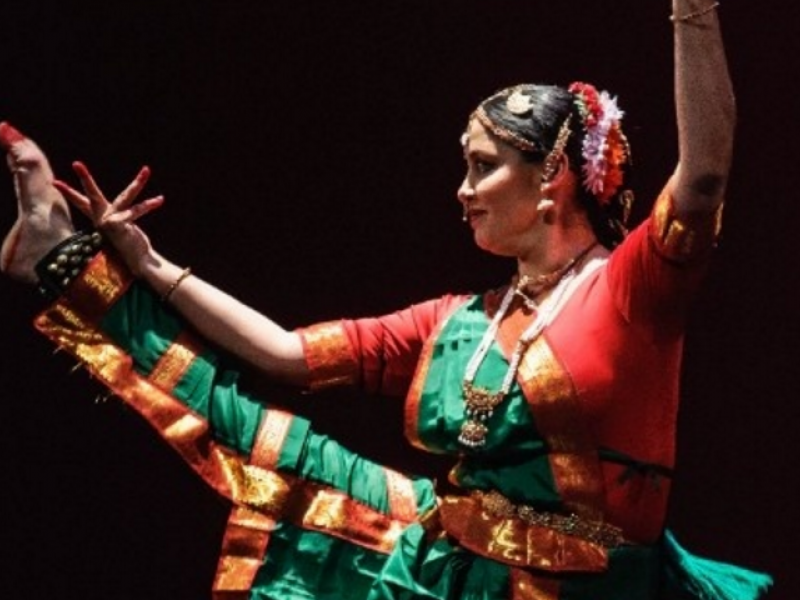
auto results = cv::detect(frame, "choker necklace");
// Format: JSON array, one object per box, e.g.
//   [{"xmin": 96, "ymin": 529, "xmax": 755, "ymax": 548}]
[
  {"xmin": 458, "ymin": 243, "xmax": 597, "ymax": 449},
  {"xmin": 513, "ymin": 243, "xmax": 598, "ymax": 309}
]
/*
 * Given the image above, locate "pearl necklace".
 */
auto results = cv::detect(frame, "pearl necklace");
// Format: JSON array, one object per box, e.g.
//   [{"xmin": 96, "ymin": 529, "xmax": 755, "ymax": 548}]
[{"xmin": 458, "ymin": 245, "xmax": 596, "ymax": 449}]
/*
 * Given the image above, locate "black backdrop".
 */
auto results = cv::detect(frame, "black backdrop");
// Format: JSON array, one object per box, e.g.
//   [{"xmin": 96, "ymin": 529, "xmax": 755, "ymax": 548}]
[{"xmin": 1, "ymin": 1, "xmax": 796, "ymax": 598}]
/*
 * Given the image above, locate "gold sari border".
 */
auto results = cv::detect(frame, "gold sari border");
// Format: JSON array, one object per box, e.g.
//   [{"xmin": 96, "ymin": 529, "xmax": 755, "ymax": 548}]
[
  {"xmin": 212, "ymin": 506, "xmax": 275, "ymax": 599},
  {"xmin": 214, "ymin": 410, "xmax": 294, "ymax": 596},
  {"xmin": 297, "ymin": 321, "xmax": 359, "ymax": 391},
  {"xmin": 65, "ymin": 250, "xmax": 133, "ymax": 323},
  {"xmin": 36, "ymin": 305, "xmax": 406, "ymax": 553},
  {"xmin": 437, "ymin": 494, "xmax": 608, "ymax": 573},
  {"xmin": 651, "ymin": 187, "xmax": 723, "ymax": 262},
  {"xmin": 404, "ymin": 331, "xmax": 435, "ymax": 450},
  {"xmin": 149, "ymin": 331, "xmax": 205, "ymax": 393},
  {"xmin": 35, "ymin": 302, "xmax": 243, "ymax": 500},
  {"xmin": 250, "ymin": 408, "xmax": 294, "ymax": 470},
  {"xmin": 35, "ymin": 277, "xmax": 415, "ymax": 599},
  {"xmin": 517, "ymin": 337, "xmax": 606, "ymax": 520},
  {"xmin": 383, "ymin": 467, "xmax": 419, "ymax": 521},
  {"xmin": 216, "ymin": 466, "xmax": 413, "ymax": 555},
  {"xmin": 404, "ymin": 305, "xmax": 462, "ymax": 451}
]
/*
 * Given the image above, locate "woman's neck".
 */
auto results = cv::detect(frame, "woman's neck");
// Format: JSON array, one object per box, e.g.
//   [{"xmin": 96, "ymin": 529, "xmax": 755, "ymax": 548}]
[{"xmin": 516, "ymin": 229, "xmax": 603, "ymax": 282}]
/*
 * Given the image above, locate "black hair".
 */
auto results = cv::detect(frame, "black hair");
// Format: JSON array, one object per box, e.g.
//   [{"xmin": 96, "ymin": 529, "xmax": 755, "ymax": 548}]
[{"xmin": 477, "ymin": 84, "xmax": 633, "ymax": 249}]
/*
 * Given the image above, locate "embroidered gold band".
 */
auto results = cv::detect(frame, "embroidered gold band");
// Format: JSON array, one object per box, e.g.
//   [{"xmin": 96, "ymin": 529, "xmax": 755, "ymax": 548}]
[
  {"xmin": 431, "ymin": 492, "xmax": 614, "ymax": 573},
  {"xmin": 225, "ymin": 465, "xmax": 411, "ymax": 555},
  {"xmin": 517, "ymin": 336, "xmax": 606, "ymax": 520},
  {"xmin": 651, "ymin": 188, "xmax": 723, "ymax": 262},
  {"xmin": 213, "ymin": 410, "xmax": 295, "ymax": 598},
  {"xmin": 212, "ymin": 506, "xmax": 274, "ymax": 600},
  {"xmin": 66, "ymin": 250, "xmax": 133, "ymax": 321},
  {"xmin": 477, "ymin": 490, "xmax": 624, "ymax": 548},
  {"xmin": 299, "ymin": 321, "xmax": 359, "ymax": 391},
  {"xmin": 384, "ymin": 467, "xmax": 419, "ymax": 522}
]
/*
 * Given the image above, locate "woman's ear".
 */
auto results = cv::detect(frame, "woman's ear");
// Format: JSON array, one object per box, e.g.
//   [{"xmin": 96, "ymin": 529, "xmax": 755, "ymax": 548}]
[{"xmin": 541, "ymin": 152, "xmax": 571, "ymax": 187}]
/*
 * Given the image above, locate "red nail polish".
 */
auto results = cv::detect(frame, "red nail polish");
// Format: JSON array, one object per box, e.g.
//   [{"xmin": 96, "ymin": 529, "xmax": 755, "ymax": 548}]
[{"xmin": 0, "ymin": 122, "xmax": 26, "ymax": 148}]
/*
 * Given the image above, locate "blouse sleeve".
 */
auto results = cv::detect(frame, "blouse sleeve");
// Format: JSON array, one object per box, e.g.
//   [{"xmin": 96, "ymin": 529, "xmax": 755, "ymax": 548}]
[
  {"xmin": 606, "ymin": 185, "xmax": 724, "ymax": 339},
  {"xmin": 298, "ymin": 294, "xmax": 468, "ymax": 396}
]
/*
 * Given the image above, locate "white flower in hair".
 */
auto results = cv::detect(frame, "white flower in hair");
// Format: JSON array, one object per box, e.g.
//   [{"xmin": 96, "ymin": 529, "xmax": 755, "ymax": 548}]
[{"xmin": 581, "ymin": 92, "xmax": 624, "ymax": 197}]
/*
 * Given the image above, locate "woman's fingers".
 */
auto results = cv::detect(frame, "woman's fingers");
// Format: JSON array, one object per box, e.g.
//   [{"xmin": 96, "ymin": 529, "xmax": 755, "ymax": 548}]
[
  {"xmin": 65, "ymin": 162, "xmax": 160, "ymax": 228},
  {"xmin": 71, "ymin": 161, "xmax": 109, "ymax": 221},
  {"xmin": 105, "ymin": 195, "xmax": 165, "ymax": 225},
  {"xmin": 111, "ymin": 166, "xmax": 151, "ymax": 211},
  {"xmin": 53, "ymin": 179, "xmax": 94, "ymax": 219}
]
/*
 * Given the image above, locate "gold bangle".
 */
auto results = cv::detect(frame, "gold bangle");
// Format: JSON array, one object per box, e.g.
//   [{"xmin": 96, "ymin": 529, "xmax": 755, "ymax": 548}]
[
  {"xmin": 161, "ymin": 266, "xmax": 192, "ymax": 302},
  {"xmin": 670, "ymin": 1, "xmax": 720, "ymax": 23}
]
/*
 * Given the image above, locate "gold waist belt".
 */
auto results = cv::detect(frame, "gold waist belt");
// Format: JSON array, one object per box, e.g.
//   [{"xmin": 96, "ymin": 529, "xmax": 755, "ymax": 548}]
[{"xmin": 431, "ymin": 490, "xmax": 626, "ymax": 573}]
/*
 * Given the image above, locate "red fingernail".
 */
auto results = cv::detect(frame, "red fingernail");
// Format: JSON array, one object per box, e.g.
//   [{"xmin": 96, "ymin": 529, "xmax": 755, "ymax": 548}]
[{"xmin": 0, "ymin": 122, "xmax": 26, "ymax": 148}]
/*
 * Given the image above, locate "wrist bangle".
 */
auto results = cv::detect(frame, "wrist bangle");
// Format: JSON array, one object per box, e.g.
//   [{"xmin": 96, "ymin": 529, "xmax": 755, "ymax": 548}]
[
  {"xmin": 670, "ymin": 1, "xmax": 720, "ymax": 23},
  {"xmin": 161, "ymin": 266, "xmax": 192, "ymax": 303},
  {"xmin": 35, "ymin": 230, "xmax": 104, "ymax": 299}
]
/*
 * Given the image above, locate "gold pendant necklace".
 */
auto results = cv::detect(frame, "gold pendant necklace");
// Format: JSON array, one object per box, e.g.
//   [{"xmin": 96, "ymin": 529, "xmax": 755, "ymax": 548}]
[{"xmin": 458, "ymin": 244, "xmax": 597, "ymax": 449}]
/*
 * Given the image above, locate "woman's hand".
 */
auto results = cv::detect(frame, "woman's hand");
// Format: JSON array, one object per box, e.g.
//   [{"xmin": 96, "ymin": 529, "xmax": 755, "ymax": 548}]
[{"xmin": 54, "ymin": 162, "xmax": 164, "ymax": 276}]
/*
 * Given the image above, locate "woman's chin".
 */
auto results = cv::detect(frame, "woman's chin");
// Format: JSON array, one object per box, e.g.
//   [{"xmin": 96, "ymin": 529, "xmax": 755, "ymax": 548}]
[{"xmin": 472, "ymin": 234, "xmax": 514, "ymax": 258}]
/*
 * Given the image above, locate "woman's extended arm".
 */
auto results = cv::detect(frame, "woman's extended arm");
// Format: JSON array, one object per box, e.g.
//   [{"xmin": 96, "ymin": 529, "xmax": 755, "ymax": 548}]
[
  {"xmin": 670, "ymin": 0, "xmax": 736, "ymax": 212},
  {"xmin": 56, "ymin": 163, "xmax": 309, "ymax": 386},
  {"xmin": 140, "ymin": 251, "xmax": 309, "ymax": 384}
]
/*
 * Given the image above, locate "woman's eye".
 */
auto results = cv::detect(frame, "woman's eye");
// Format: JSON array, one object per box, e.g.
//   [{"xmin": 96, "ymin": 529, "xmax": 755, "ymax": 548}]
[{"xmin": 474, "ymin": 160, "xmax": 495, "ymax": 174}]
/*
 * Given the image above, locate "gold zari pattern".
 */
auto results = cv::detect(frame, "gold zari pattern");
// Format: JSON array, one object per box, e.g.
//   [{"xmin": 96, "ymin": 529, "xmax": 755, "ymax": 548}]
[
  {"xmin": 34, "ymin": 254, "xmax": 416, "ymax": 598},
  {"xmin": 66, "ymin": 250, "xmax": 132, "ymax": 321},
  {"xmin": 651, "ymin": 188, "xmax": 723, "ymax": 262},
  {"xmin": 299, "ymin": 321, "xmax": 359, "ymax": 391},
  {"xmin": 435, "ymin": 493, "xmax": 609, "ymax": 573},
  {"xmin": 214, "ymin": 408, "xmax": 293, "ymax": 598},
  {"xmin": 478, "ymin": 490, "xmax": 624, "ymax": 548},
  {"xmin": 149, "ymin": 331, "xmax": 204, "ymax": 392},
  {"xmin": 517, "ymin": 337, "xmax": 606, "ymax": 520},
  {"xmin": 213, "ymin": 506, "xmax": 274, "ymax": 600}
]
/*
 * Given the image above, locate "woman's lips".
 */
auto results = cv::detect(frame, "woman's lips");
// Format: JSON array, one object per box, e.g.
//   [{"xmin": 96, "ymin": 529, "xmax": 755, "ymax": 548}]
[{"xmin": 466, "ymin": 208, "xmax": 487, "ymax": 225}]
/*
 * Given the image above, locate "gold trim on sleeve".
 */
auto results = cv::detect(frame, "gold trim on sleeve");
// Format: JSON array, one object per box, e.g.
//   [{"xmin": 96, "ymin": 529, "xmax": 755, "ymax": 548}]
[
  {"xmin": 650, "ymin": 187, "xmax": 724, "ymax": 262},
  {"xmin": 298, "ymin": 321, "xmax": 359, "ymax": 391}
]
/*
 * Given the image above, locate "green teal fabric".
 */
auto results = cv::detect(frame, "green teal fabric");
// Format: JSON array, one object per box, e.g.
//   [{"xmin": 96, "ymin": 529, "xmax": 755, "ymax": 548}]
[
  {"xmin": 661, "ymin": 530, "xmax": 773, "ymax": 600},
  {"xmin": 101, "ymin": 281, "xmax": 265, "ymax": 455},
  {"xmin": 250, "ymin": 430, "xmax": 439, "ymax": 600},
  {"xmin": 89, "ymin": 284, "xmax": 770, "ymax": 600},
  {"xmin": 415, "ymin": 295, "xmax": 562, "ymax": 510}
]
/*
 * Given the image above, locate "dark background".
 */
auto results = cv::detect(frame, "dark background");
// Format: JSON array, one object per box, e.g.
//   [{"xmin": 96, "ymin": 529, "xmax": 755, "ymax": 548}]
[{"xmin": 1, "ymin": 1, "xmax": 796, "ymax": 598}]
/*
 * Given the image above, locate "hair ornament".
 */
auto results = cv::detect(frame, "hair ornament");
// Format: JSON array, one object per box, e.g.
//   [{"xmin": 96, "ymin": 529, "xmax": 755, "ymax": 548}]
[
  {"xmin": 568, "ymin": 82, "xmax": 631, "ymax": 205},
  {"xmin": 506, "ymin": 89, "xmax": 535, "ymax": 115}
]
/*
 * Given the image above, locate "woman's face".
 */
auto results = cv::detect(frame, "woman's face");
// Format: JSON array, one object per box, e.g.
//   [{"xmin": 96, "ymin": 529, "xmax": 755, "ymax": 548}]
[{"xmin": 458, "ymin": 119, "xmax": 543, "ymax": 257}]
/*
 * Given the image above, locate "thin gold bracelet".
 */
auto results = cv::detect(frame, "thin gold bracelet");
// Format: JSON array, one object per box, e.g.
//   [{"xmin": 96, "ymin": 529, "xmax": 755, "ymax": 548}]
[
  {"xmin": 670, "ymin": 1, "xmax": 720, "ymax": 23},
  {"xmin": 161, "ymin": 266, "xmax": 192, "ymax": 302}
]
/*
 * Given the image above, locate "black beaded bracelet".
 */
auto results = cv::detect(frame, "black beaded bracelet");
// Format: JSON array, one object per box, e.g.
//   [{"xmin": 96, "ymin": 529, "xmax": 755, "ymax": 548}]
[{"xmin": 35, "ymin": 230, "xmax": 104, "ymax": 299}]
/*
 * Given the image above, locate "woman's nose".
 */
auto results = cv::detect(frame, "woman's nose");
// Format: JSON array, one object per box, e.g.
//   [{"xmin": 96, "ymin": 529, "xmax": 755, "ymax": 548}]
[{"xmin": 457, "ymin": 177, "xmax": 475, "ymax": 205}]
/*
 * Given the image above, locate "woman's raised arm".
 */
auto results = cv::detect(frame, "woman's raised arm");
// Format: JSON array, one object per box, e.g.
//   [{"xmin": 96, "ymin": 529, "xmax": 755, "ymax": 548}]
[{"xmin": 670, "ymin": 0, "xmax": 736, "ymax": 212}]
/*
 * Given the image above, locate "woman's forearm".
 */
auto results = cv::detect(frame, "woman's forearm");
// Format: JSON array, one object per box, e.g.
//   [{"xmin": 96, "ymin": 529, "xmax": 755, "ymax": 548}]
[
  {"xmin": 671, "ymin": 0, "xmax": 736, "ymax": 211},
  {"xmin": 139, "ymin": 250, "xmax": 309, "ymax": 386}
]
